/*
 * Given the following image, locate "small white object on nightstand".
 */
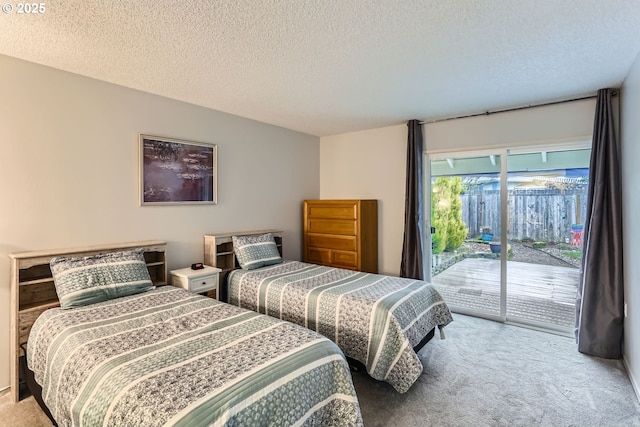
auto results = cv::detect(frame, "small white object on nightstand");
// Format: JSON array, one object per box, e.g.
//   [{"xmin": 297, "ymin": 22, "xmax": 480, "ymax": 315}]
[{"xmin": 170, "ymin": 265, "xmax": 222, "ymax": 299}]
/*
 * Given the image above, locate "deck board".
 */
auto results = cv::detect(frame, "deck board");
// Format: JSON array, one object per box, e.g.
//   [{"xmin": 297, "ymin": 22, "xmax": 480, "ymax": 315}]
[{"xmin": 432, "ymin": 258, "xmax": 579, "ymax": 329}]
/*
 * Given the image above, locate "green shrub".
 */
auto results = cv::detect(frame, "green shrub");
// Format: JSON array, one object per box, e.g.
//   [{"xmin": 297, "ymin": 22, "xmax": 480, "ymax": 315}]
[
  {"xmin": 431, "ymin": 176, "xmax": 468, "ymax": 254},
  {"xmin": 431, "ymin": 223, "xmax": 446, "ymax": 254},
  {"xmin": 445, "ymin": 177, "xmax": 467, "ymax": 251},
  {"xmin": 532, "ymin": 242, "xmax": 547, "ymax": 248}
]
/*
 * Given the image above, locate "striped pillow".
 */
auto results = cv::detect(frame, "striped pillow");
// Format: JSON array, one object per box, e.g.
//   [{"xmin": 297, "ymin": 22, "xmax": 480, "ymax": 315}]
[
  {"xmin": 233, "ymin": 233, "xmax": 283, "ymax": 270},
  {"xmin": 50, "ymin": 249, "xmax": 154, "ymax": 309}
]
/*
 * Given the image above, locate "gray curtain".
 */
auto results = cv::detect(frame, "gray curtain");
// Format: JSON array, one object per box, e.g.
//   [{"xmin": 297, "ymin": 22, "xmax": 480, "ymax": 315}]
[
  {"xmin": 575, "ymin": 88, "xmax": 624, "ymax": 359},
  {"xmin": 400, "ymin": 120, "xmax": 424, "ymax": 279}
]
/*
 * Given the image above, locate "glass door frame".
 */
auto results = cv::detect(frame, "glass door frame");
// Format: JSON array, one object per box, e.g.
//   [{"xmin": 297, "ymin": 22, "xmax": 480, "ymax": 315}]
[
  {"xmin": 425, "ymin": 148, "xmax": 508, "ymax": 324},
  {"xmin": 425, "ymin": 140, "xmax": 591, "ymax": 331}
]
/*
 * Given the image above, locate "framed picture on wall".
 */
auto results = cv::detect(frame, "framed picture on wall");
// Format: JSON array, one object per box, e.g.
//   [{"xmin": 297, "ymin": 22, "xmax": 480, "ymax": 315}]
[{"xmin": 139, "ymin": 134, "xmax": 217, "ymax": 205}]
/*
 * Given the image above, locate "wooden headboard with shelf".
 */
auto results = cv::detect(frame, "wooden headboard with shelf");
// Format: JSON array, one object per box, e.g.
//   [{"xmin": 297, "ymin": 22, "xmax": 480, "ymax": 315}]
[
  {"xmin": 203, "ymin": 230, "xmax": 283, "ymax": 300},
  {"xmin": 9, "ymin": 240, "xmax": 167, "ymax": 403}
]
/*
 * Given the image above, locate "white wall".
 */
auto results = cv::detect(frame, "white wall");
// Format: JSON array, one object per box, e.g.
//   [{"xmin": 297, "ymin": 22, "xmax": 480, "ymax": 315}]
[
  {"xmin": 320, "ymin": 99, "xmax": 596, "ymax": 277},
  {"xmin": 320, "ymin": 124, "xmax": 407, "ymax": 275},
  {"xmin": 621, "ymin": 51, "xmax": 640, "ymax": 400},
  {"xmin": 0, "ymin": 54, "xmax": 320, "ymax": 390},
  {"xmin": 425, "ymin": 98, "xmax": 595, "ymax": 152}
]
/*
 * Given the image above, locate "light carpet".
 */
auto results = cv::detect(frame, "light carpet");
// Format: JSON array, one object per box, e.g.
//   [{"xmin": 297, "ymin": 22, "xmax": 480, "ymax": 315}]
[{"xmin": 353, "ymin": 314, "xmax": 640, "ymax": 427}]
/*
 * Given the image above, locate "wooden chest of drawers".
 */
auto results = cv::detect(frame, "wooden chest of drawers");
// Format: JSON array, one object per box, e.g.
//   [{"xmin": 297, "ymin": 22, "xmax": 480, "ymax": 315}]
[{"xmin": 303, "ymin": 199, "xmax": 378, "ymax": 273}]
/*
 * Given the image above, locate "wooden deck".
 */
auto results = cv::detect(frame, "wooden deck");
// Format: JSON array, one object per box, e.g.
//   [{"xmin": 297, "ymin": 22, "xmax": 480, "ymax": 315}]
[{"xmin": 432, "ymin": 258, "xmax": 579, "ymax": 329}]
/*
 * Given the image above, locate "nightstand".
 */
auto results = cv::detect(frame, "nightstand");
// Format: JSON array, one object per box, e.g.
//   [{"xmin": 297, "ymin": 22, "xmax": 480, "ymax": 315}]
[{"xmin": 170, "ymin": 266, "xmax": 222, "ymax": 300}]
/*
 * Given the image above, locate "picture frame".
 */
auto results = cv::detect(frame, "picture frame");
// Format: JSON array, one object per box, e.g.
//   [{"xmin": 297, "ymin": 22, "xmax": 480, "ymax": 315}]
[{"xmin": 139, "ymin": 134, "xmax": 217, "ymax": 205}]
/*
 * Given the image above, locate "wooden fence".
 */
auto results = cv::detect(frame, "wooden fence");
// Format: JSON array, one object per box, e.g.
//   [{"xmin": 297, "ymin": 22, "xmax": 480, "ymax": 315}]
[{"xmin": 460, "ymin": 188, "xmax": 588, "ymax": 243}]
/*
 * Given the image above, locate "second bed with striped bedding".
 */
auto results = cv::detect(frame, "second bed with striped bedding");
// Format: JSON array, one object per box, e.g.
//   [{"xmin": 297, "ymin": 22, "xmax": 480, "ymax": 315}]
[{"xmin": 228, "ymin": 260, "xmax": 454, "ymax": 393}]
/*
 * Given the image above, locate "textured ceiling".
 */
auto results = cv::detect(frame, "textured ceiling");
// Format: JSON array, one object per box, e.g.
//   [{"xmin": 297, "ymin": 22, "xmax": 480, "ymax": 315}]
[{"xmin": 1, "ymin": 0, "xmax": 640, "ymax": 136}]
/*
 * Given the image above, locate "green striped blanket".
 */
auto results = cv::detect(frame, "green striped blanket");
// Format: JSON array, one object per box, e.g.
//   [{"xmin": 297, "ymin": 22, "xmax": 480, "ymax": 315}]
[
  {"xmin": 228, "ymin": 261, "xmax": 454, "ymax": 393},
  {"xmin": 28, "ymin": 286, "xmax": 363, "ymax": 426}
]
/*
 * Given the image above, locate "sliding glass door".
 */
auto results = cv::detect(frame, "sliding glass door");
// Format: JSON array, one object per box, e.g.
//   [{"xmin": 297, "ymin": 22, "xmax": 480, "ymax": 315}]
[
  {"xmin": 427, "ymin": 152, "xmax": 504, "ymax": 320},
  {"xmin": 427, "ymin": 144, "xmax": 590, "ymax": 334},
  {"xmin": 504, "ymin": 148, "xmax": 589, "ymax": 333}
]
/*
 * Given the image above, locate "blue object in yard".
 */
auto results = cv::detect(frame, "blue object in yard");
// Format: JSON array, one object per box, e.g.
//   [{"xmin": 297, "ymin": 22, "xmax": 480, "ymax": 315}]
[
  {"xmin": 489, "ymin": 243, "xmax": 501, "ymax": 253},
  {"xmin": 571, "ymin": 224, "xmax": 584, "ymax": 232},
  {"xmin": 482, "ymin": 233, "xmax": 493, "ymax": 242}
]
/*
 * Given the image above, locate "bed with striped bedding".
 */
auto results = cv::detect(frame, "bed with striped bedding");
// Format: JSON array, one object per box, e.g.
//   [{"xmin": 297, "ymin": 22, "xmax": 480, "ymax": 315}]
[
  {"xmin": 27, "ymin": 286, "xmax": 362, "ymax": 427},
  {"xmin": 228, "ymin": 261, "xmax": 454, "ymax": 393}
]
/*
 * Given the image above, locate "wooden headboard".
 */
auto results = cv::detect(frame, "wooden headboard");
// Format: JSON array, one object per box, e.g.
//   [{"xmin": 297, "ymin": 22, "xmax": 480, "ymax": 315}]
[
  {"xmin": 9, "ymin": 240, "xmax": 167, "ymax": 403},
  {"xmin": 203, "ymin": 230, "xmax": 283, "ymax": 300}
]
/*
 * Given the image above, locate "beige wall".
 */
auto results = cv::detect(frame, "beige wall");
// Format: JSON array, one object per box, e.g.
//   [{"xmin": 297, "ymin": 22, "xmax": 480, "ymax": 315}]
[
  {"xmin": 621, "ymin": 51, "xmax": 640, "ymax": 400},
  {"xmin": 319, "ymin": 99, "xmax": 596, "ymax": 277},
  {"xmin": 0, "ymin": 54, "xmax": 320, "ymax": 390}
]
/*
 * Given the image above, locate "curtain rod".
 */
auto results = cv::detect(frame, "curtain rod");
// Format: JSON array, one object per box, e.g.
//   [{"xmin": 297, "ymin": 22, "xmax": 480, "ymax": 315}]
[{"xmin": 420, "ymin": 90, "xmax": 617, "ymax": 125}]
